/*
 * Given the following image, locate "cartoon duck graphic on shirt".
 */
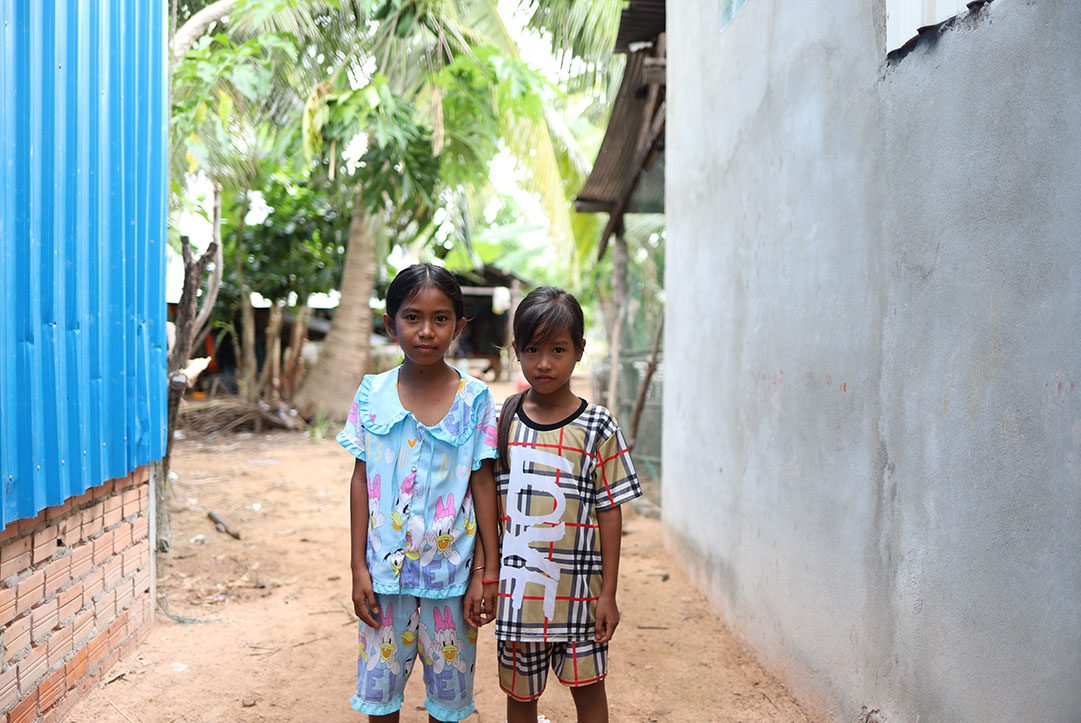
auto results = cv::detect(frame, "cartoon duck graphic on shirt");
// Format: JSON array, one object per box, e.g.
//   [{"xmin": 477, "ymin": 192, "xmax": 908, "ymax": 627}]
[
  {"xmin": 367, "ymin": 474, "xmax": 386, "ymax": 553},
  {"xmin": 404, "ymin": 514, "xmax": 425, "ymax": 562},
  {"xmin": 421, "ymin": 494, "xmax": 462, "ymax": 566},
  {"xmin": 383, "ymin": 547, "xmax": 405, "ymax": 577},
  {"xmin": 366, "ymin": 603, "xmax": 401, "ymax": 674},
  {"xmin": 390, "ymin": 471, "xmax": 417, "ymax": 531},
  {"xmin": 422, "ymin": 606, "xmax": 468, "ymax": 675}
]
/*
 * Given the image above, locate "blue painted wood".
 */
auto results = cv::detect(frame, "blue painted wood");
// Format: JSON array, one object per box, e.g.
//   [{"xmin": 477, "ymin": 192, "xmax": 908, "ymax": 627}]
[{"xmin": 0, "ymin": 0, "xmax": 168, "ymax": 529}]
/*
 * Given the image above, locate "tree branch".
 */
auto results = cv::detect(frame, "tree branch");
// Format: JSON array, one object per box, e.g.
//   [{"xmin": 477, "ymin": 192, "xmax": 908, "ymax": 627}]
[
  {"xmin": 192, "ymin": 184, "xmax": 224, "ymax": 344},
  {"xmin": 172, "ymin": 0, "xmax": 242, "ymax": 67},
  {"xmin": 170, "ymin": 235, "xmax": 218, "ymax": 373}
]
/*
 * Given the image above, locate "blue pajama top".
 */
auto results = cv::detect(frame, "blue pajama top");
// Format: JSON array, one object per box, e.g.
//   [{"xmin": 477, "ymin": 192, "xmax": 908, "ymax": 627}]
[{"xmin": 337, "ymin": 366, "xmax": 498, "ymax": 598}]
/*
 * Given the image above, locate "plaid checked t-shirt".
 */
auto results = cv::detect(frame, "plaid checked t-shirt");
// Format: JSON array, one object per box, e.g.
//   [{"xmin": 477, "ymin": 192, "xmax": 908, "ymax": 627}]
[{"xmin": 495, "ymin": 400, "xmax": 641, "ymax": 642}]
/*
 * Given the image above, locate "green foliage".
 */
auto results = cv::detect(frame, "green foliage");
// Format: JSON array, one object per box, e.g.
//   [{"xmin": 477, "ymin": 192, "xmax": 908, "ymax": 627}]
[
  {"xmin": 434, "ymin": 51, "xmax": 503, "ymax": 187},
  {"xmin": 171, "ymin": 31, "xmax": 301, "ymax": 184},
  {"xmin": 170, "ymin": 0, "xmax": 659, "ymax": 382},
  {"xmin": 434, "ymin": 46, "xmax": 545, "ymax": 188},
  {"xmin": 235, "ymin": 175, "xmax": 352, "ymax": 302},
  {"xmin": 306, "ymin": 409, "xmax": 337, "ymax": 442},
  {"xmin": 523, "ymin": 0, "xmax": 626, "ymax": 93},
  {"xmin": 307, "ymin": 75, "xmax": 442, "ymax": 224}
]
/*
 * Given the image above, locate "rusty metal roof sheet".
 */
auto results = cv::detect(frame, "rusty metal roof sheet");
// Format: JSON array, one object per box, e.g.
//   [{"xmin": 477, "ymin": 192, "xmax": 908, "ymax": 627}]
[
  {"xmin": 615, "ymin": 0, "xmax": 666, "ymax": 52},
  {"xmin": 575, "ymin": 51, "xmax": 660, "ymax": 215}
]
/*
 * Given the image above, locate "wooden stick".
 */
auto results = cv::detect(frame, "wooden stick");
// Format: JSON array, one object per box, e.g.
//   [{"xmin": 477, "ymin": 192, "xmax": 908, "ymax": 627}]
[
  {"xmin": 629, "ymin": 318, "xmax": 664, "ymax": 451},
  {"xmin": 105, "ymin": 696, "xmax": 137, "ymax": 723},
  {"xmin": 207, "ymin": 510, "xmax": 241, "ymax": 539}
]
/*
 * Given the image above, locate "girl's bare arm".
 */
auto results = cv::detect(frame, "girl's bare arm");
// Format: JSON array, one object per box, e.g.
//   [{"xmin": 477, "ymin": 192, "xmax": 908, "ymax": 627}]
[
  {"xmin": 469, "ymin": 459, "xmax": 501, "ymax": 622},
  {"xmin": 349, "ymin": 458, "xmax": 379, "ymax": 627},
  {"xmin": 595, "ymin": 505, "xmax": 623, "ymax": 642}
]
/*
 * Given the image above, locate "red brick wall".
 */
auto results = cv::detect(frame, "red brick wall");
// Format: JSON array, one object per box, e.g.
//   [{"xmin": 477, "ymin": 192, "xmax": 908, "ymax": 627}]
[{"xmin": 0, "ymin": 467, "xmax": 153, "ymax": 723}]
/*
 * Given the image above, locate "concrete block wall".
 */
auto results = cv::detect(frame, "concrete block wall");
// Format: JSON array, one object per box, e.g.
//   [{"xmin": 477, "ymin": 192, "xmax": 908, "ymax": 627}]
[
  {"xmin": 0, "ymin": 469, "xmax": 153, "ymax": 722},
  {"xmin": 665, "ymin": 1, "xmax": 1081, "ymax": 719}
]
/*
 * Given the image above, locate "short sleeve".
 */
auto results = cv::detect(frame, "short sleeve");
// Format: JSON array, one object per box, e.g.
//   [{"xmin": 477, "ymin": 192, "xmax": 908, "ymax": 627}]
[
  {"xmin": 594, "ymin": 424, "xmax": 641, "ymax": 511},
  {"xmin": 471, "ymin": 388, "xmax": 499, "ymax": 470},
  {"xmin": 336, "ymin": 376, "xmax": 371, "ymax": 461}
]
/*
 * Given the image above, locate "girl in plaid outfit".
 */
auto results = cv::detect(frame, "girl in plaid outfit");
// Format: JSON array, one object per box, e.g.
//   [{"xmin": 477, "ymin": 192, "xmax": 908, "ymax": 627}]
[
  {"xmin": 338, "ymin": 264, "xmax": 501, "ymax": 722},
  {"xmin": 494, "ymin": 287, "xmax": 642, "ymax": 723}
]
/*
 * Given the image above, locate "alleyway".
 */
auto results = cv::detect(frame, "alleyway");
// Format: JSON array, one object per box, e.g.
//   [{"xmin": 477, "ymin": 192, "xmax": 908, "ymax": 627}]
[{"xmin": 68, "ymin": 431, "xmax": 806, "ymax": 722}]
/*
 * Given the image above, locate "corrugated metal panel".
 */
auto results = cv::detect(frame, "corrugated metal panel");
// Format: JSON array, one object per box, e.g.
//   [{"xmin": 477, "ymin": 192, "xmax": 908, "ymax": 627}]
[
  {"xmin": 575, "ymin": 52, "xmax": 647, "ymax": 212},
  {"xmin": 576, "ymin": 50, "xmax": 664, "ymax": 215},
  {"xmin": 0, "ymin": 0, "xmax": 168, "ymax": 529},
  {"xmin": 614, "ymin": 0, "xmax": 666, "ymax": 52}
]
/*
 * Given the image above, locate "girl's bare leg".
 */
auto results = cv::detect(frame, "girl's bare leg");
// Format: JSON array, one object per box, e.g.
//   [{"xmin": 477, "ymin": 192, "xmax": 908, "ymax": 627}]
[
  {"xmin": 369, "ymin": 713, "xmax": 399, "ymax": 723},
  {"xmin": 569, "ymin": 680, "xmax": 609, "ymax": 723},
  {"xmin": 507, "ymin": 695, "xmax": 539, "ymax": 723}
]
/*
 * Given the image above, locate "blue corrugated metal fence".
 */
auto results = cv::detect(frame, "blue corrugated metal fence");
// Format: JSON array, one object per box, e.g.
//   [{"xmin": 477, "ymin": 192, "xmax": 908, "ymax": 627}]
[{"xmin": 0, "ymin": 1, "xmax": 168, "ymax": 528}]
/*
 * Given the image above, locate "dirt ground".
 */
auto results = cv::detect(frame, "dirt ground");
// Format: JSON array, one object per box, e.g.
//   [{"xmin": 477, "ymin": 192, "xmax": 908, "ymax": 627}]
[{"xmin": 68, "ymin": 429, "xmax": 808, "ymax": 722}]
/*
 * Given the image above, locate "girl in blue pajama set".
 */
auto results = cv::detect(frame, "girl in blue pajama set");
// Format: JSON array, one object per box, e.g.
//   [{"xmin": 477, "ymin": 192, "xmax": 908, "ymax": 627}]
[{"xmin": 339, "ymin": 265, "xmax": 501, "ymax": 722}]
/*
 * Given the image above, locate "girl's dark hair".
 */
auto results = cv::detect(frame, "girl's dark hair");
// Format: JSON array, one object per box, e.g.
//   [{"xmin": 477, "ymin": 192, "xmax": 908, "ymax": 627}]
[
  {"xmin": 385, "ymin": 263, "xmax": 465, "ymax": 323},
  {"xmin": 496, "ymin": 287, "xmax": 585, "ymax": 470}
]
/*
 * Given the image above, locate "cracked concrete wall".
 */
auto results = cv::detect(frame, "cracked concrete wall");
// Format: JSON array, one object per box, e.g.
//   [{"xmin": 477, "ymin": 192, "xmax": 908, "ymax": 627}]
[{"xmin": 663, "ymin": 1, "xmax": 1081, "ymax": 720}]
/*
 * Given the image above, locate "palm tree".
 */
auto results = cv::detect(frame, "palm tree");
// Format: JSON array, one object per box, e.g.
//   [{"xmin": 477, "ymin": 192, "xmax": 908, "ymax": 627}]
[
  {"xmin": 173, "ymin": 0, "xmax": 628, "ymax": 419},
  {"xmin": 294, "ymin": 0, "xmax": 626, "ymax": 419}
]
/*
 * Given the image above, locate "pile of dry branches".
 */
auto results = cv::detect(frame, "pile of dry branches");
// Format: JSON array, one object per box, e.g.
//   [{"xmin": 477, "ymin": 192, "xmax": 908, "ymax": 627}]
[{"xmin": 177, "ymin": 398, "xmax": 305, "ymax": 434}]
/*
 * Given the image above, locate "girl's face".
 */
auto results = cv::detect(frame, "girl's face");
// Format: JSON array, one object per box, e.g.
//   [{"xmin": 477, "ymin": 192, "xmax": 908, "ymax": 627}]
[
  {"xmin": 385, "ymin": 285, "xmax": 465, "ymax": 366},
  {"xmin": 517, "ymin": 329, "xmax": 583, "ymax": 396}
]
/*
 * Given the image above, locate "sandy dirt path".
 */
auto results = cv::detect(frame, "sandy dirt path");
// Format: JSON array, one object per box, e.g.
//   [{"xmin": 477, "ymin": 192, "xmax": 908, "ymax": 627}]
[{"xmin": 68, "ymin": 431, "xmax": 807, "ymax": 722}]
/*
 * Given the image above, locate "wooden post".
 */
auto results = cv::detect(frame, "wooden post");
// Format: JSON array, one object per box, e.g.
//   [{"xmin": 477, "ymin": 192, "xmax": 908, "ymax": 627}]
[
  {"xmin": 629, "ymin": 318, "xmax": 663, "ymax": 451},
  {"xmin": 505, "ymin": 278, "xmax": 522, "ymax": 382},
  {"xmin": 281, "ymin": 305, "xmax": 310, "ymax": 402},
  {"xmin": 162, "ymin": 234, "xmax": 217, "ymax": 551},
  {"xmin": 606, "ymin": 232, "xmax": 628, "ymax": 412}
]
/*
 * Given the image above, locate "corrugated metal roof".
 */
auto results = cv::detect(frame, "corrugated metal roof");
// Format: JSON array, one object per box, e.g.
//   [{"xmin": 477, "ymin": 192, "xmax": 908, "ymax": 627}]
[
  {"xmin": 575, "ymin": 51, "xmax": 660, "ymax": 214},
  {"xmin": 615, "ymin": 0, "xmax": 666, "ymax": 52},
  {"xmin": 0, "ymin": 0, "xmax": 169, "ymax": 528}
]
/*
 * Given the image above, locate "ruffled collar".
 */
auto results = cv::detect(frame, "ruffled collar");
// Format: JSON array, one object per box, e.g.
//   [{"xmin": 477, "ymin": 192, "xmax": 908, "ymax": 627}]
[{"xmin": 362, "ymin": 366, "xmax": 485, "ymax": 445}]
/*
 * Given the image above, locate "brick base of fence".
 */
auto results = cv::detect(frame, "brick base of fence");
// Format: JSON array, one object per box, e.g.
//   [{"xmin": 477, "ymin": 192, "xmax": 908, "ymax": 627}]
[{"xmin": 0, "ymin": 467, "xmax": 153, "ymax": 722}]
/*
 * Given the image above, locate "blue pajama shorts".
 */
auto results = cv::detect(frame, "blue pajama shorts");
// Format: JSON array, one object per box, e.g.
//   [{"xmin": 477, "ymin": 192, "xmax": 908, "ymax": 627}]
[{"xmin": 350, "ymin": 593, "xmax": 478, "ymax": 721}]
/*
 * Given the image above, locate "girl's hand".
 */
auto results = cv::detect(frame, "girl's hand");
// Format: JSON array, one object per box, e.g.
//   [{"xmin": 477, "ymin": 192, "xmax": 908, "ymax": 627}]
[
  {"xmin": 595, "ymin": 593, "xmax": 620, "ymax": 643},
  {"xmin": 464, "ymin": 575, "xmax": 486, "ymax": 628},
  {"xmin": 351, "ymin": 567, "xmax": 380, "ymax": 628},
  {"xmin": 481, "ymin": 569, "xmax": 500, "ymax": 626}
]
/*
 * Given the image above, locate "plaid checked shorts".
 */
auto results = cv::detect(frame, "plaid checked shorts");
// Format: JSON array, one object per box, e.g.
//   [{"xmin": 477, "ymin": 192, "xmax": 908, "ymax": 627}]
[{"xmin": 497, "ymin": 639, "xmax": 608, "ymax": 701}]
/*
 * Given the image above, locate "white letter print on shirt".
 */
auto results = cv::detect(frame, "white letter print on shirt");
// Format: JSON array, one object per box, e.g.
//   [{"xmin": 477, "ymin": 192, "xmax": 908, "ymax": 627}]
[{"xmin": 501, "ymin": 446, "xmax": 571, "ymax": 621}]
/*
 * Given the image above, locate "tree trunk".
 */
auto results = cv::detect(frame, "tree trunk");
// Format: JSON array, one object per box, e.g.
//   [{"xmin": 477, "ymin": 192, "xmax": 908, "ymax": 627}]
[
  {"xmin": 606, "ymin": 233, "xmax": 628, "ymax": 413},
  {"xmin": 281, "ymin": 305, "xmax": 311, "ymax": 402},
  {"xmin": 168, "ymin": 236, "xmax": 217, "ymax": 373},
  {"xmin": 258, "ymin": 302, "xmax": 284, "ymax": 404},
  {"xmin": 238, "ymin": 293, "xmax": 258, "ymax": 402},
  {"xmin": 161, "ymin": 235, "xmax": 216, "ymax": 552},
  {"xmin": 152, "ymin": 460, "xmax": 171, "ymax": 555},
  {"xmin": 295, "ymin": 197, "xmax": 377, "ymax": 421}
]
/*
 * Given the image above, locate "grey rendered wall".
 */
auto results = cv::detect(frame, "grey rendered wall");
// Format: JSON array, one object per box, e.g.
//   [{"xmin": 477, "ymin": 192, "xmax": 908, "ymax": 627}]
[{"xmin": 663, "ymin": 1, "xmax": 1081, "ymax": 720}]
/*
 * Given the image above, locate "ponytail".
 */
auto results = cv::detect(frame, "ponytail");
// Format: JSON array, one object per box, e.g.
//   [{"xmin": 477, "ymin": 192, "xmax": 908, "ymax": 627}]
[{"xmin": 496, "ymin": 390, "xmax": 528, "ymax": 471}]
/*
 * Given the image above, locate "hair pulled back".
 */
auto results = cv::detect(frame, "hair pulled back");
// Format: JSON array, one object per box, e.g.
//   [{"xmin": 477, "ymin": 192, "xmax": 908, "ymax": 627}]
[{"xmin": 385, "ymin": 263, "xmax": 465, "ymax": 326}]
